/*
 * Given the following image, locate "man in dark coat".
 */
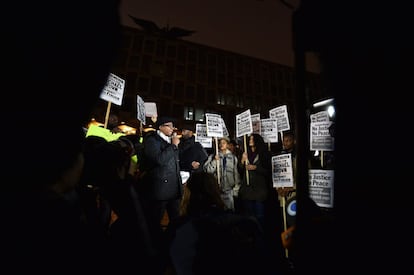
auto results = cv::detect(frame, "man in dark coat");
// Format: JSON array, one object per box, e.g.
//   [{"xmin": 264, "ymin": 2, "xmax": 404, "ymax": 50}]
[
  {"xmin": 140, "ymin": 116, "xmax": 182, "ymax": 268},
  {"xmin": 178, "ymin": 122, "xmax": 208, "ymax": 175}
]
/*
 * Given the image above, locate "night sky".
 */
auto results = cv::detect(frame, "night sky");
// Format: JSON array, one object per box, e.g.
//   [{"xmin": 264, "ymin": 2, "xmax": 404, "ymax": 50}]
[{"xmin": 120, "ymin": 0, "xmax": 320, "ymax": 72}]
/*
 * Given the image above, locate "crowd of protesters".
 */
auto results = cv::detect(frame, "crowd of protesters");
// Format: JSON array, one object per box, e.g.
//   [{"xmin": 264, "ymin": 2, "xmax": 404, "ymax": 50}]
[{"xmin": 77, "ymin": 116, "xmax": 300, "ymax": 274}]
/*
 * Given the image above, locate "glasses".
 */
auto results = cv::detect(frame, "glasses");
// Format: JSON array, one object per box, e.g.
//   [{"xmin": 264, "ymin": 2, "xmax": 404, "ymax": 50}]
[{"xmin": 162, "ymin": 123, "xmax": 174, "ymax": 129}]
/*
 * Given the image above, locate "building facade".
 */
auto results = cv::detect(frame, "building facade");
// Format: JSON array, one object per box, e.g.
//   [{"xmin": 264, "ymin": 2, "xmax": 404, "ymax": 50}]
[{"xmin": 91, "ymin": 26, "xmax": 325, "ymax": 138}]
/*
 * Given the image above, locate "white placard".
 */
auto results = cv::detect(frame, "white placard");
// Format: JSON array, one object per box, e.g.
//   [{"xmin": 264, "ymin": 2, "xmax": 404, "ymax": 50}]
[
  {"xmin": 310, "ymin": 111, "xmax": 330, "ymax": 123},
  {"xmin": 261, "ymin": 118, "xmax": 278, "ymax": 143},
  {"xmin": 269, "ymin": 105, "xmax": 290, "ymax": 132},
  {"xmin": 220, "ymin": 118, "xmax": 229, "ymax": 137},
  {"xmin": 205, "ymin": 113, "xmax": 223, "ymax": 137},
  {"xmin": 144, "ymin": 102, "xmax": 158, "ymax": 118},
  {"xmin": 236, "ymin": 109, "xmax": 253, "ymax": 137},
  {"xmin": 251, "ymin": 113, "xmax": 261, "ymax": 135},
  {"xmin": 308, "ymin": 169, "xmax": 334, "ymax": 208},
  {"xmin": 99, "ymin": 73, "xmax": 125, "ymax": 106},
  {"xmin": 272, "ymin": 153, "xmax": 294, "ymax": 188},
  {"xmin": 195, "ymin": 124, "xmax": 212, "ymax": 148},
  {"xmin": 136, "ymin": 95, "xmax": 146, "ymax": 124},
  {"xmin": 310, "ymin": 121, "xmax": 334, "ymax": 151}
]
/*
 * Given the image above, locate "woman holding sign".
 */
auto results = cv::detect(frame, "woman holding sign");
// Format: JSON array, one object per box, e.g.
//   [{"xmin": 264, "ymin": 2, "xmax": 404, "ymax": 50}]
[{"xmin": 238, "ymin": 133, "xmax": 272, "ymax": 230}]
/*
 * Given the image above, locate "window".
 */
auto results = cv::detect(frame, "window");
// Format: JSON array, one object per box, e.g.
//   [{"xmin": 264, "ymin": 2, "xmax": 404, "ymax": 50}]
[
  {"xmin": 245, "ymin": 96, "xmax": 253, "ymax": 107},
  {"xmin": 187, "ymin": 64, "xmax": 196, "ymax": 82},
  {"xmin": 218, "ymin": 55, "xmax": 226, "ymax": 73},
  {"xmin": 162, "ymin": 82, "xmax": 173, "ymax": 96},
  {"xmin": 184, "ymin": 106, "xmax": 194, "ymax": 120},
  {"xmin": 186, "ymin": 86, "xmax": 195, "ymax": 100},
  {"xmin": 218, "ymin": 74, "xmax": 226, "ymax": 87},
  {"xmin": 197, "ymin": 85, "xmax": 205, "ymax": 102},
  {"xmin": 198, "ymin": 69, "xmax": 207, "ymax": 83},
  {"xmin": 198, "ymin": 51, "xmax": 207, "ymax": 67},
  {"xmin": 262, "ymin": 80, "xmax": 270, "ymax": 95},
  {"xmin": 207, "ymin": 90, "xmax": 216, "ymax": 104},
  {"xmin": 138, "ymin": 77, "xmax": 149, "ymax": 93},
  {"xmin": 120, "ymin": 33, "xmax": 132, "ymax": 50},
  {"xmin": 113, "ymin": 50, "xmax": 128, "ymax": 67},
  {"xmin": 143, "ymin": 39, "xmax": 155, "ymax": 54},
  {"xmin": 227, "ymin": 73, "xmax": 235, "ymax": 90},
  {"xmin": 156, "ymin": 39, "xmax": 166, "ymax": 57},
  {"xmin": 208, "ymin": 54, "xmax": 217, "ymax": 67},
  {"xmin": 236, "ymin": 59, "xmax": 244, "ymax": 75},
  {"xmin": 177, "ymin": 45, "xmax": 186, "ymax": 63},
  {"xmin": 175, "ymin": 81, "xmax": 184, "ymax": 98},
  {"xmin": 227, "ymin": 57, "xmax": 234, "ymax": 72},
  {"xmin": 195, "ymin": 108, "xmax": 205, "ymax": 122},
  {"xmin": 125, "ymin": 72, "xmax": 137, "ymax": 92},
  {"xmin": 133, "ymin": 35, "xmax": 143, "ymax": 52},
  {"xmin": 128, "ymin": 56, "xmax": 140, "ymax": 69},
  {"xmin": 226, "ymin": 94, "xmax": 235, "ymax": 106},
  {"xmin": 151, "ymin": 61, "xmax": 165, "ymax": 77},
  {"xmin": 208, "ymin": 68, "xmax": 216, "ymax": 87},
  {"xmin": 172, "ymin": 103, "xmax": 183, "ymax": 119},
  {"xmin": 176, "ymin": 64, "xmax": 185, "ymax": 79},
  {"xmin": 167, "ymin": 45, "xmax": 176, "ymax": 58},
  {"xmin": 217, "ymin": 93, "xmax": 225, "ymax": 105},
  {"xmin": 166, "ymin": 61, "xmax": 175, "ymax": 80},
  {"xmin": 140, "ymin": 55, "xmax": 152, "ymax": 74},
  {"xmin": 188, "ymin": 49, "xmax": 197, "ymax": 63},
  {"xmin": 245, "ymin": 77, "xmax": 252, "ymax": 93},
  {"xmin": 150, "ymin": 77, "xmax": 161, "ymax": 96},
  {"xmin": 236, "ymin": 94, "xmax": 244, "ymax": 108},
  {"xmin": 254, "ymin": 80, "xmax": 262, "ymax": 95}
]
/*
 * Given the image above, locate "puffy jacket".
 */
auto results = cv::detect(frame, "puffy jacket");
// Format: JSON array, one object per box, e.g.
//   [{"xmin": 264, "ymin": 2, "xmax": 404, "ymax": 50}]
[{"xmin": 203, "ymin": 150, "xmax": 240, "ymax": 192}]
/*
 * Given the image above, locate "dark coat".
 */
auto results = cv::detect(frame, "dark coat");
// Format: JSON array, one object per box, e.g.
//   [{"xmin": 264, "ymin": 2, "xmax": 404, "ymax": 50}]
[
  {"xmin": 164, "ymin": 207, "xmax": 269, "ymax": 275},
  {"xmin": 238, "ymin": 150, "xmax": 272, "ymax": 202},
  {"xmin": 141, "ymin": 131, "xmax": 182, "ymax": 200},
  {"xmin": 178, "ymin": 136, "xmax": 208, "ymax": 173}
]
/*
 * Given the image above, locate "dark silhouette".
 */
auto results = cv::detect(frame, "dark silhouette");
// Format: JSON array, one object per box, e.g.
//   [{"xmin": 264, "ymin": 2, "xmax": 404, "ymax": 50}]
[
  {"xmin": 292, "ymin": 1, "xmax": 413, "ymax": 274},
  {"xmin": 164, "ymin": 172, "xmax": 273, "ymax": 275},
  {"xmin": 178, "ymin": 122, "xmax": 208, "ymax": 175},
  {"xmin": 129, "ymin": 14, "xmax": 196, "ymax": 38},
  {"xmin": 3, "ymin": 0, "xmax": 121, "ymax": 273},
  {"xmin": 80, "ymin": 135, "xmax": 155, "ymax": 273}
]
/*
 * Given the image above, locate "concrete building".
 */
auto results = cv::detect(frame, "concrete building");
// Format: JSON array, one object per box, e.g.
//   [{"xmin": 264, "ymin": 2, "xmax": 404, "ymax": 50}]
[{"xmin": 91, "ymin": 25, "xmax": 326, "ymax": 138}]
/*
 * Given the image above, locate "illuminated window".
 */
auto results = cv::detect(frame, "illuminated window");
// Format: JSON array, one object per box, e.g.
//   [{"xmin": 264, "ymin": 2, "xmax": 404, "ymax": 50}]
[{"xmin": 184, "ymin": 106, "xmax": 194, "ymax": 120}]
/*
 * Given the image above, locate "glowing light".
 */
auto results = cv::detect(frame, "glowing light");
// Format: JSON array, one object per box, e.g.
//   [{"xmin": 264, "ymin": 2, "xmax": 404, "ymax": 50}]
[
  {"xmin": 327, "ymin": 105, "xmax": 335, "ymax": 117},
  {"xmin": 313, "ymin": 98, "xmax": 334, "ymax": 108}
]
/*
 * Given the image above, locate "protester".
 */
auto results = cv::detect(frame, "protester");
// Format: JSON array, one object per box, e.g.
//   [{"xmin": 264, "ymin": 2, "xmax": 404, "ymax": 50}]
[
  {"xmin": 139, "ymin": 116, "xmax": 183, "ymax": 273},
  {"xmin": 178, "ymin": 121, "xmax": 208, "ymax": 175},
  {"xmin": 164, "ymin": 171, "xmax": 271, "ymax": 275},
  {"xmin": 203, "ymin": 136, "xmax": 241, "ymax": 212},
  {"xmin": 3, "ymin": 0, "xmax": 121, "ymax": 273},
  {"xmin": 238, "ymin": 133, "xmax": 273, "ymax": 229}
]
